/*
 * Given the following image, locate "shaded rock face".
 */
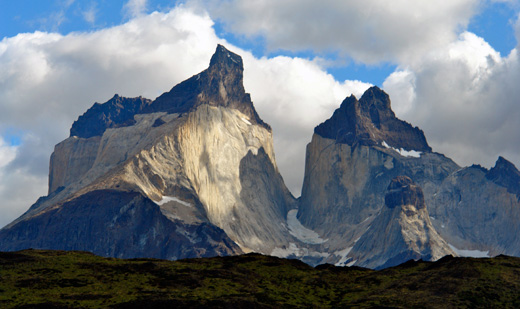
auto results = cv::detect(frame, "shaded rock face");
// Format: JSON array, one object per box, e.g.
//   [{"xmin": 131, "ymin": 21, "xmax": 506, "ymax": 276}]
[
  {"xmin": 1, "ymin": 45, "xmax": 296, "ymax": 260},
  {"xmin": 0, "ymin": 190, "xmax": 240, "ymax": 259},
  {"xmin": 314, "ymin": 86, "xmax": 431, "ymax": 152},
  {"xmin": 299, "ymin": 86, "xmax": 520, "ymax": 268},
  {"xmin": 385, "ymin": 176, "xmax": 425, "ymax": 210},
  {"xmin": 298, "ymin": 132, "xmax": 457, "ymax": 256},
  {"xmin": 70, "ymin": 95, "xmax": 152, "ymax": 138},
  {"xmin": 347, "ymin": 176, "xmax": 454, "ymax": 269},
  {"xmin": 428, "ymin": 165, "xmax": 520, "ymax": 256},
  {"xmin": 144, "ymin": 44, "xmax": 269, "ymax": 130},
  {"xmin": 486, "ymin": 156, "xmax": 520, "ymax": 199}
]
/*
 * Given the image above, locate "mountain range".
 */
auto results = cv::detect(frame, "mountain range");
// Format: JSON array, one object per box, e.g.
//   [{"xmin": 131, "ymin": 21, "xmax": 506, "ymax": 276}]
[{"xmin": 1, "ymin": 45, "xmax": 519, "ymax": 269}]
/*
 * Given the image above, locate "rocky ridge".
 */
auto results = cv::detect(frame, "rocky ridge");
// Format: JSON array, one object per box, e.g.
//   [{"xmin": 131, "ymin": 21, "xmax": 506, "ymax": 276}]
[
  {"xmin": 0, "ymin": 45, "xmax": 296, "ymax": 259},
  {"xmin": 299, "ymin": 85, "xmax": 520, "ymax": 267},
  {"xmin": 314, "ymin": 86, "xmax": 431, "ymax": 152},
  {"xmin": 1, "ymin": 45, "xmax": 520, "ymax": 269}
]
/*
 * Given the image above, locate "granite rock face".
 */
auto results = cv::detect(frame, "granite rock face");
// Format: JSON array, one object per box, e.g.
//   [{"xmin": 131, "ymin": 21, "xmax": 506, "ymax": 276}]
[
  {"xmin": 2, "ymin": 46, "xmax": 520, "ymax": 269},
  {"xmin": 299, "ymin": 87, "xmax": 520, "ymax": 267},
  {"xmin": 0, "ymin": 45, "xmax": 296, "ymax": 259},
  {"xmin": 347, "ymin": 176, "xmax": 454, "ymax": 269},
  {"xmin": 0, "ymin": 190, "xmax": 239, "ymax": 259},
  {"xmin": 486, "ymin": 156, "xmax": 520, "ymax": 199}
]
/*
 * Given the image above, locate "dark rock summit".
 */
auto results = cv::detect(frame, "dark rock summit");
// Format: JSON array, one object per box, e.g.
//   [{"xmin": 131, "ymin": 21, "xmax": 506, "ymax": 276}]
[
  {"xmin": 385, "ymin": 176, "xmax": 425, "ymax": 210},
  {"xmin": 3, "ymin": 45, "xmax": 520, "ymax": 270},
  {"xmin": 314, "ymin": 86, "xmax": 431, "ymax": 152},
  {"xmin": 486, "ymin": 156, "xmax": 520, "ymax": 199},
  {"xmin": 70, "ymin": 95, "xmax": 152, "ymax": 138},
  {"xmin": 144, "ymin": 44, "xmax": 269, "ymax": 130},
  {"xmin": 70, "ymin": 45, "xmax": 269, "ymax": 140}
]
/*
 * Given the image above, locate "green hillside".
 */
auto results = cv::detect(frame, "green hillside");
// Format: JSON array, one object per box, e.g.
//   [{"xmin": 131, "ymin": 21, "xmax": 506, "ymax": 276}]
[{"xmin": 1, "ymin": 250, "xmax": 519, "ymax": 308}]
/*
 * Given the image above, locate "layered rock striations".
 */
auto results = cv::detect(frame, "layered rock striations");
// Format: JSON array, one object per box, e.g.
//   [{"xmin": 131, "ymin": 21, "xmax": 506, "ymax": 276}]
[
  {"xmin": 2, "ymin": 45, "xmax": 520, "ymax": 269},
  {"xmin": 298, "ymin": 86, "xmax": 520, "ymax": 267},
  {"xmin": 0, "ymin": 45, "xmax": 296, "ymax": 258}
]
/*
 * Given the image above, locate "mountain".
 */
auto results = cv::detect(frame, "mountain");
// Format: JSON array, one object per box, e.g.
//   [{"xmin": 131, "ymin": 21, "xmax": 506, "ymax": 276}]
[
  {"xmin": 1, "ymin": 45, "xmax": 520, "ymax": 269},
  {"xmin": 0, "ymin": 45, "xmax": 296, "ymax": 259},
  {"xmin": 298, "ymin": 85, "xmax": 520, "ymax": 267}
]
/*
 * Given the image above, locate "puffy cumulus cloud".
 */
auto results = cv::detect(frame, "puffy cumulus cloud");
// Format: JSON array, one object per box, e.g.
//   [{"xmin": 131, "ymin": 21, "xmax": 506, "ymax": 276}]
[
  {"xmin": 0, "ymin": 6, "xmax": 366, "ymax": 227},
  {"xmin": 194, "ymin": 0, "xmax": 479, "ymax": 64},
  {"xmin": 384, "ymin": 31, "xmax": 520, "ymax": 169},
  {"xmin": 242, "ymin": 54, "xmax": 370, "ymax": 193}
]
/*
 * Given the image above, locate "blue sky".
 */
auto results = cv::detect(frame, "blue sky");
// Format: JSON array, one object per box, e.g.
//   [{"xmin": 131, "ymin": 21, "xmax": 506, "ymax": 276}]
[{"xmin": 0, "ymin": 0, "xmax": 519, "ymax": 228}]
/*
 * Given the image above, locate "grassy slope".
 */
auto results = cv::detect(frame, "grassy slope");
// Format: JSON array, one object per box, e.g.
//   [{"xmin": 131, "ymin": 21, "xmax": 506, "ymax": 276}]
[{"xmin": 1, "ymin": 250, "xmax": 520, "ymax": 308}]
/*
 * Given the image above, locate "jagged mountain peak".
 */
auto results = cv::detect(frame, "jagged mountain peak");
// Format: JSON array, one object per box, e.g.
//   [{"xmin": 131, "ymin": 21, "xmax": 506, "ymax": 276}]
[
  {"xmin": 314, "ymin": 86, "xmax": 431, "ymax": 152},
  {"xmin": 209, "ymin": 44, "xmax": 244, "ymax": 70},
  {"xmin": 145, "ymin": 44, "xmax": 270, "ymax": 130},
  {"xmin": 486, "ymin": 156, "xmax": 520, "ymax": 199},
  {"xmin": 359, "ymin": 86, "xmax": 392, "ymax": 113}
]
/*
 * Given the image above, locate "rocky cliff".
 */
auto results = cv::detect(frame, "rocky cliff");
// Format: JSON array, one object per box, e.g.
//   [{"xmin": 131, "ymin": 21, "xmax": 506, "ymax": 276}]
[
  {"xmin": 298, "ymin": 86, "xmax": 520, "ymax": 267},
  {"xmin": 2, "ymin": 46, "xmax": 520, "ymax": 269},
  {"xmin": 347, "ymin": 176, "xmax": 455, "ymax": 269},
  {"xmin": 0, "ymin": 45, "xmax": 296, "ymax": 258}
]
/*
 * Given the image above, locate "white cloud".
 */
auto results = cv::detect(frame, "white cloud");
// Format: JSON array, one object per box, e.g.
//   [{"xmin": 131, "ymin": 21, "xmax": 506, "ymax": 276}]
[
  {"xmin": 243, "ymin": 54, "xmax": 370, "ymax": 193},
  {"xmin": 0, "ymin": 138, "xmax": 46, "ymax": 229},
  {"xmin": 1, "ymin": 4, "xmax": 519, "ymax": 230},
  {"xmin": 123, "ymin": 0, "xmax": 149, "ymax": 19},
  {"xmin": 0, "ymin": 6, "xmax": 367, "ymax": 227},
  {"xmin": 82, "ymin": 3, "xmax": 97, "ymax": 24},
  {"xmin": 194, "ymin": 0, "xmax": 479, "ymax": 64},
  {"xmin": 384, "ymin": 31, "xmax": 520, "ymax": 169}
]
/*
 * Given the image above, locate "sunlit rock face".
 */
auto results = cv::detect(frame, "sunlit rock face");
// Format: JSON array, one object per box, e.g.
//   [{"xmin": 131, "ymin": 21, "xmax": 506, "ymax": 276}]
[
  {"xmin": 2, "ymin": 46, "xmax": 520, "ymax": 269},
  {"xmin": 0, "ymin": 45, "xmax": 297, "ymax": 258}
]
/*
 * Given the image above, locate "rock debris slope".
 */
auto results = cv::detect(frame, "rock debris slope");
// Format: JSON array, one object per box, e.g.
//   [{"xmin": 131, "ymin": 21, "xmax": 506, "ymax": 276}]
[{"xmin": 0, "ymin": 45, "xmax": 297, "ymax": 258}]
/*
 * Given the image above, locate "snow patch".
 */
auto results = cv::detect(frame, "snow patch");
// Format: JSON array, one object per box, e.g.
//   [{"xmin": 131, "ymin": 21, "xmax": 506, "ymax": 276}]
[
  {"xmin": 448, "ymin": 244, "xmax": 490, "ymax": 258},
  {"xmin": 240, "ymin": 117, "xmax": 252, "ymax": 125},
  {"xmin": 156, "ymin": 196, "xmax": 192, "ymax": 207},
  {"xmin": 346, "ymin": 260, "xmax": 357, "ymax": 267},
  {"xmin": 287, "ymin": 209, "xmax": 327, "ymax": 244},
  {"xmin": 271, "ymin": 243, "xmax": 329, "ymax": 259},
  {"xmin": 382, "ymin": 141, "xmax": 421, "ymax": 158},
  {"xmin": 334, "ymin": 247, "xmax": 353, "ymax": 266}
]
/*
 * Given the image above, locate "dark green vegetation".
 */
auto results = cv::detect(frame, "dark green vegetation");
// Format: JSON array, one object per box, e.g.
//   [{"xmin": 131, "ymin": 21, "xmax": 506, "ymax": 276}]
[{"xmin": 1, "ymin": 250, "xmax": 519, "ymax": 308}]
